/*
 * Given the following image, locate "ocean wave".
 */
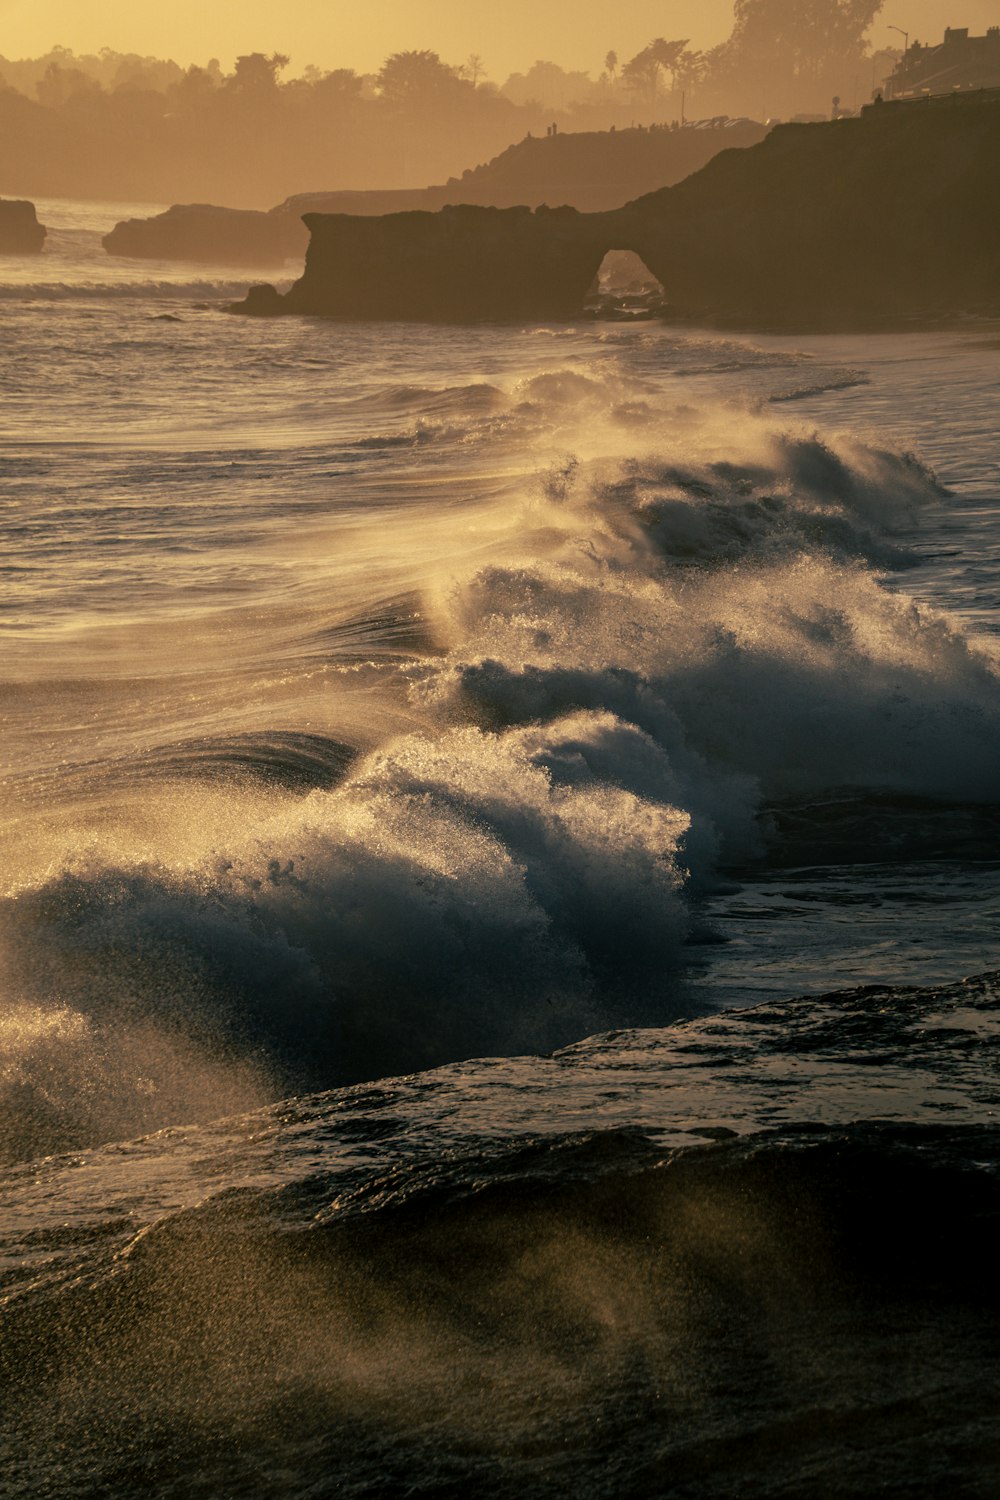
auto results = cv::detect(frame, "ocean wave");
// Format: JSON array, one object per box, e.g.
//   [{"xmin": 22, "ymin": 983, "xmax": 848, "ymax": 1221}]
[
  {"xmin": 2, "ymin": 965, "xmax": 997, "ymax": 1497},
  {"xmin": 3, "ymin": 385, "xmax": 998, "ymax": 1160},
  {"xmin": 0, "ymin": 710, "xmax": 697, "ymax": 1160},
  {"xmin": 0, "ymin": 279, "xmax": 255, "ymax": 301},
  {"xmin": 12, "ymin": 731, "xmax": 360, "ymax": 807},
  {"xmin": 135, "ymin": 730, "xmax": 358, "ymax": 792},
  {"xmin": 768, "ymin": 370, "xmax": 871, "ymax": 401},
  {"xmin": 6, "ymin": 1128, "xmax": 996, "ymax": 1499},
  {"xmin": 416, "ymin": 425, "xmax": 996, "ymax": 817},
  {"xmin": 342, "ymin": 381, "xmax": 506, "ymax": 417},
  {"xmin": 4, "ymin": 964, "xmax": 997, "ymax": 1267}
]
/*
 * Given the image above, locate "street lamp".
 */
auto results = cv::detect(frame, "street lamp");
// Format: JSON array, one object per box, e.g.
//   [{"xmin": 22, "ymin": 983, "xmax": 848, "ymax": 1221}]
[{"xmin": 884, "ymin": 25, "xmax": 909, "ymax": 98}]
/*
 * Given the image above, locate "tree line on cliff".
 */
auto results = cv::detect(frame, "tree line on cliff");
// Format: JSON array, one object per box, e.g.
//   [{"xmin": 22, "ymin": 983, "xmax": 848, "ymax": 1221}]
[{"xmin": 0, "ymin": 0, "xmax": 895, "ymax": 208}]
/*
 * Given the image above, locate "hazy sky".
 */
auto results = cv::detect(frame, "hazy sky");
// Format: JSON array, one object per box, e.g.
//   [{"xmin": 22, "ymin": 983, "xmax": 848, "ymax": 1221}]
[{"xmin": 1, "ymin": 0, "xmax": 996, "ymax": 77}]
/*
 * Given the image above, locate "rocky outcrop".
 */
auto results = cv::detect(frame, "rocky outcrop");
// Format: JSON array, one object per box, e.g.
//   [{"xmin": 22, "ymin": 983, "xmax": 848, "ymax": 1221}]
[
  {"xmin": 103, "ymin": 203, "xmax": 297, "ymax": 266},
  {"xmin": 260, "ymin": 204, "xmax": 613, "ymax": 322},
  {"xmin": 279, "ymin": 122, "xmax": 770, "ymax": 218},
  {"xmin": 0, "ymin": 198, "xmax": 46, "ymax": 253},
  {"xmin": 624, "ymin": 92, "xmax": 1000, "ymax": 326},
  {"xmin": 231, "ymin": 93, "xmax": 1000, "ymax": 329},
  {"xmin": 102, "ymin": 123, "xmax": 768, "ymax": 267}
]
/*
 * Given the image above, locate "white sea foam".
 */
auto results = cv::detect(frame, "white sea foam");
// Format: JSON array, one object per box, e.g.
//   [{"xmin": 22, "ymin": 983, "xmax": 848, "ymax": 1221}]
[{"xmin": 2, "ymin": 314, "xmax": 999, "ymax": 1155}]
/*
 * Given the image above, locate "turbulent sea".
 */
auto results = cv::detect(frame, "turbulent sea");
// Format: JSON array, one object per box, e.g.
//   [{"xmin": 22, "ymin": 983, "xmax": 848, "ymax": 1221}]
[{"xmin": 1, "ymin": 199, "xmax": 999, "ymax": 1497}]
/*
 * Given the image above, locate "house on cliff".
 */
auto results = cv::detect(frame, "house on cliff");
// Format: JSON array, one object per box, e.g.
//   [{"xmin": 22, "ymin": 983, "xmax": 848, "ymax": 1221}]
[{"xmin": 886, "ymin": 26, "xmax": 1000, "ymax": 98}]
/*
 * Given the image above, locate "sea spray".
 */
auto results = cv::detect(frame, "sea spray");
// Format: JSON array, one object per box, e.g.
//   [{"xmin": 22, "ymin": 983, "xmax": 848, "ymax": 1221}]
[{"xmin": 4, "ymin": 383, "xmax": 998, "ymax": 1154}]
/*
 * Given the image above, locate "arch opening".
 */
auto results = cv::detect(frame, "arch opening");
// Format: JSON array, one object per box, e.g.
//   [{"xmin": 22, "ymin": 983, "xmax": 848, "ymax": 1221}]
[{"xmin": 584, "ymin": 249, "xmax": 665, "ymax": 319}]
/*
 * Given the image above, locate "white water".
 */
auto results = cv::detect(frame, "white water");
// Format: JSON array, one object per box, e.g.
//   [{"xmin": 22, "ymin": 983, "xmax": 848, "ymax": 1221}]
[
  {"xmin": 1, "ymin": 197, "xmax": 999, "ymax": 1154},
  {"xmin": 2, "ymin": 194, "xmax": 1000, "ymax": 1500}
]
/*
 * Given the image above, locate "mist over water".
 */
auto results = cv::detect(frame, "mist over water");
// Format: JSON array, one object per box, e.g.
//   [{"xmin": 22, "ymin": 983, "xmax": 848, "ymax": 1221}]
[{"xmin": 2, "ymin": 201, "xmax": 999, "ymax": 1496}]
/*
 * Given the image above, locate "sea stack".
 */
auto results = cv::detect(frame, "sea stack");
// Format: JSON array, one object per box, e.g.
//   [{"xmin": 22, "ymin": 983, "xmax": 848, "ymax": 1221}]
[
  {"xmin": 239, "ymin": 204, "xmax": 613, "ymax": 322},
  {"xmin": 0, "ymin": 198, "xmax": 46, "ymax": 253}
]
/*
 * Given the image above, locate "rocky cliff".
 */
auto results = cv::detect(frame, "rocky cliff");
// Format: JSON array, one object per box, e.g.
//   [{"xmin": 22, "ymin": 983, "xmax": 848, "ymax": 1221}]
[
  {"xmin": 232, "ymin": 93, "xmax": 1000, "ymax": 329},
  {"xmin": 0, "ymin": 198, "xmax": 46, "ymax": 253},
  {"xmin": 265, "ymin": 204, "xmax": 613, "ymax": 322},
  {"xmin": 622, "ymin": 91, "xmax": 1000, "ymax": 326},
  {"xmin": 102, "ymin": 123, "xmax": 766, "ymax": 267}
]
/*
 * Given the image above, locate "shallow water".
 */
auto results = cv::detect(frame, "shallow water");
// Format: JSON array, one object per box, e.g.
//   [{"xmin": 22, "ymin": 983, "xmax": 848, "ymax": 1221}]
[{"xmin": 1, "ymin": 198, "xmax": 998, "ymax": 1496}]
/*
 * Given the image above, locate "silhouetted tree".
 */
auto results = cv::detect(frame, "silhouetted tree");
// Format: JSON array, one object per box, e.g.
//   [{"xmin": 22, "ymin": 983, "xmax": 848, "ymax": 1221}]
[
  {"xmin": 228, "ymin": 52, "xmax": 290, "ymax": 94},
  {"xmin": 1, "ymin": 39, "xmax": 692, "ymax": 204},
  {"xmin": 705, "ymin": 0, "xmax": 884, "ymax": 106},
  {"xmin": 377, "ymin": 50, "xmax": 466, "ymax": 110},
  {"xmin": 36, "ymin": 62, "xmax": 103, "ymax": 109},
  {"xmin": 622, "ymin": 39, "xmax": 690, "ymax": 108},
  {"xmin": 650, "ymin": 38, "xmax": 690, "ymax": 93},
  {"xmin": 167, "ymin": 64, "xmax": 218, "ymax": 108},
  {"xmin": 313, "ymin": 68, "xmax": 364, "ymax": 101},
  {"xmin": 464, "ymin": 53, "xmax": 486, "ymax": 87},
  {"xmin": 501, "ymin": 60, "xmax": 597, "ymax": 109},
  {"xmin": 110, "ymin": 54, "xmax": 183, "ymax": 93},
  {"xmin": 673, "ymin": 49, "xmax": 707, "ymax": 95}
]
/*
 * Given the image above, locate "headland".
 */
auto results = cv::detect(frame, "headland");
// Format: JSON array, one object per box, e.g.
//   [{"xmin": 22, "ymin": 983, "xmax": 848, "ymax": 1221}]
[{"xmin": 231, "ymin": 92, "xmax": 1000, "ymax": 330}]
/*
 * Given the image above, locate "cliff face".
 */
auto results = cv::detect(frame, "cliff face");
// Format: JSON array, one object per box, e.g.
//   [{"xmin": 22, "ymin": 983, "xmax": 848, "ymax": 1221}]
[
  {"xmin": 102, "ymin": 123, "xmax": 766, "ymax": 267},
  {"xmin": 280, "ymin": 205, "xmax": 612, "ymax": 322},
  {"xmin": 233, "ymin": 95, "xmax": 1000, "ymax": 329},
  {"xmin": 621, "ymin": 94, "xmax": 1000, "ymax": 325},
  {"xmin": 0, "ymin": 198, "xmax": 46, "ymax": 254}
]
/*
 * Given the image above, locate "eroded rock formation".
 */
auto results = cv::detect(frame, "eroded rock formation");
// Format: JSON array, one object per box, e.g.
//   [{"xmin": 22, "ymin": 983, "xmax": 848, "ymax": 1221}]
[
  {"xmin": 0, "ymin": 198, "xmax": 46, "ymax": 254},
  {"xmin": 232, "ymin": 93, "xmax": 1000, "ymax": 329},
  {"xmin": 272, "ymin": 204, "xmax": 614, "ymax": 322}
]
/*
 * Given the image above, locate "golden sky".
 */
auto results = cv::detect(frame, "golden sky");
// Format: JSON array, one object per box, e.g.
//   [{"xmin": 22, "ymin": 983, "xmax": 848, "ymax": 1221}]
[{"xmin": 0, "ymin": 0, "xmax": 994, "ymax": 77}]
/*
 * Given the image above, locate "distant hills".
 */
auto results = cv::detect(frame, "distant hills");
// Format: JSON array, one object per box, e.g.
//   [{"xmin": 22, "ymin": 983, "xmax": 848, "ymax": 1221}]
[{"xmin": 102, "ymin": 121, "xmax": 768, "ymax": 265}]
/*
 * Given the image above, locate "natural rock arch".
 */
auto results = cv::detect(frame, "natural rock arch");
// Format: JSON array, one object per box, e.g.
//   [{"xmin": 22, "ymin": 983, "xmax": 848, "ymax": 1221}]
[{"xmin": 584, "ymin": 248, "xmax": 665, "ymax": 314}]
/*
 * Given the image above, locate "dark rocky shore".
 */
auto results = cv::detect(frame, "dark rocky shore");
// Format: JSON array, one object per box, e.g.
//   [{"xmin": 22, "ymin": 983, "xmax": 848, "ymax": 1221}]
[
  {"xmin": 0, "ymin": 198, "xmax": 46, "ymax": 254},
  {"xmin": 232, "ymin": 92, "xmax": 1000, "ymax": 330}
]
